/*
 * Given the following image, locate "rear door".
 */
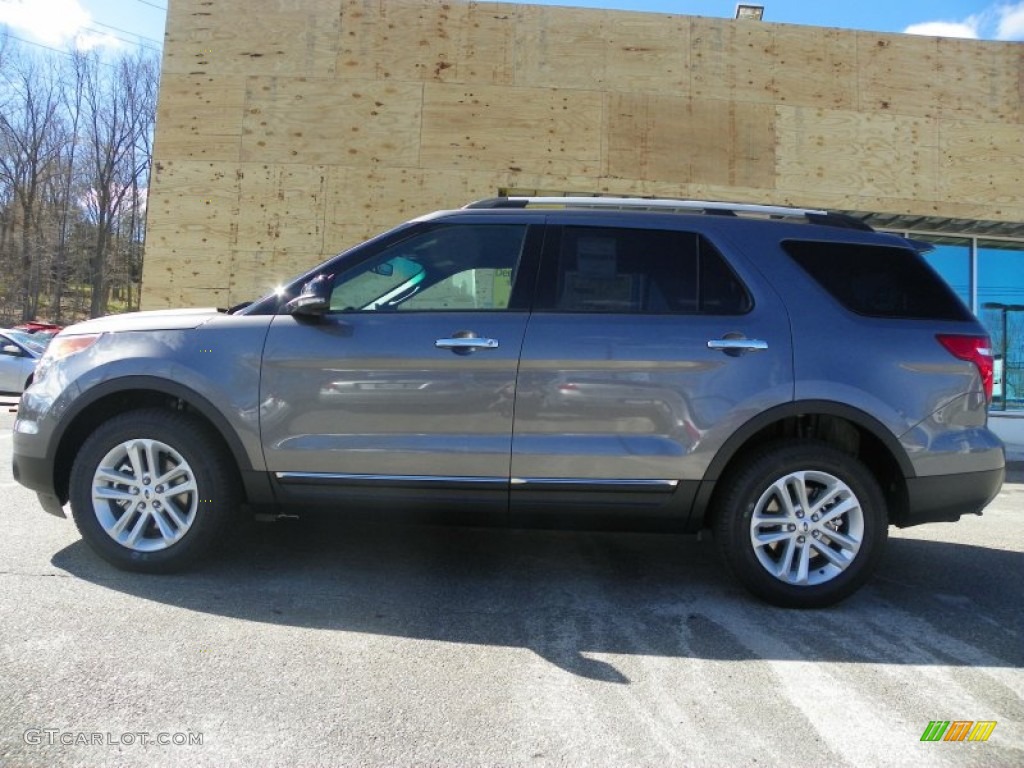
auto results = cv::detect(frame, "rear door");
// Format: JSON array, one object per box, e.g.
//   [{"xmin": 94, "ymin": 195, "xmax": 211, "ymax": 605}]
[{"xmin": 510, "ymin": 218, "xmax": 794, "ymax": 520}]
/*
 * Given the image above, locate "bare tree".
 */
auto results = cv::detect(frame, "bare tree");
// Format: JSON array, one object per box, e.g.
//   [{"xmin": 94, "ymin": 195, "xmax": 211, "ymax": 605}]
[
  {"xmin": 80, "ymin": 49, "xmax": 157, "ymax": 317},
  {"xmin": 0, "ymin": 48, "xmax": 67, "ymax": 320}
]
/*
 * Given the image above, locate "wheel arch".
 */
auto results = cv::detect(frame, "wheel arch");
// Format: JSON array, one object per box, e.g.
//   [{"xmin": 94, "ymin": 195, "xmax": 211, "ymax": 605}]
[
  {"xmin": 50, "ymin": 376, "xmax": 267, "ymax": 506},
  {"xmin": 693, "ymin": 400, "xmax": 913, "ymax": 529}
]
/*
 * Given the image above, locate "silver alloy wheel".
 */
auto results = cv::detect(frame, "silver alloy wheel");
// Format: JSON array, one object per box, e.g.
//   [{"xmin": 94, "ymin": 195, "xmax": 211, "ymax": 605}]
[
  {"xmin": 91, "ymin": 438, "xmax": 199, "ymax": 552},
  {"xmin": 748, "ymin": 469, "xmax": 864, "ymax": 586}
]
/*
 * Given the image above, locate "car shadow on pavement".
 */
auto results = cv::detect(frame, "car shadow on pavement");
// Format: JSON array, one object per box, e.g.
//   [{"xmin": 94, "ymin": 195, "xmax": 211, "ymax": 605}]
[{"xmin": 51, "ymin": 517, "xmax": 1024, "ymax": 682}]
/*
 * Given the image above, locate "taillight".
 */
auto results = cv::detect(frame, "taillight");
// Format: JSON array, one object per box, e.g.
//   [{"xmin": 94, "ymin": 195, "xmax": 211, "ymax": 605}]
[{"xmin": 936, "ymin": 334, "xmax": 994, "ymax": 404}]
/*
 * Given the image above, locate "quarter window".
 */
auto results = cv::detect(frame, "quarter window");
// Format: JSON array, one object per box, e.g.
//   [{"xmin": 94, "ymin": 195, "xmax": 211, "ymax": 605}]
[{"xmin": 783, "ymin": 240, "xmax": 973, "ymax": 321}]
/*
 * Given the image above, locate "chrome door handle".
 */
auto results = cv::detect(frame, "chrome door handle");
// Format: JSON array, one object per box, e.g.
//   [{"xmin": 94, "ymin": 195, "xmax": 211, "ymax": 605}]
[
  {"xmin": 707, "ymin": 338, "xmax": 768, "ymax": 352},
  {"xmin": 435, "ymin": 337, "xmax": 499, "ymax": 351}
]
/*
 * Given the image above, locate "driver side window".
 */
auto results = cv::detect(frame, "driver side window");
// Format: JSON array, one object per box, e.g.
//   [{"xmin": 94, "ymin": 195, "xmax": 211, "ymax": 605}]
[{"xmin": 329, "ymin": 224, "xmax": 526, "ymax": 312}]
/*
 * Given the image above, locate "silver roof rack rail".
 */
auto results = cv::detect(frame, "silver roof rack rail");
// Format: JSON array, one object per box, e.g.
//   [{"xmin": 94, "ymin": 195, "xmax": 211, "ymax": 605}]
[{"xmin": 463, "ymin": 196, "xmax": 874, "ymax": 231}]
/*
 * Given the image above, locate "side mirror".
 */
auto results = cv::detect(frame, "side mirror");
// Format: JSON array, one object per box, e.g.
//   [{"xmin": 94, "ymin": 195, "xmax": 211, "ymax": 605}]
[
  {"xmin": 285, "ymin": 274, "xmax": 331, "ymax": 317},
  {"xmin": 1, "ymin": 343, "xmax": 21, "ymax": 356}
]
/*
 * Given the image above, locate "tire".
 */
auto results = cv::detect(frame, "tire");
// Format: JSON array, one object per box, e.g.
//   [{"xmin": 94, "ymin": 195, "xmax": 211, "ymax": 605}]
[
  {"xmin": 712, "ymin": 440, "xmax": 888, "ymax": 608},
  {"xmin": 69, "ymin": 408, "xmax": 239, "ymax": 573}
]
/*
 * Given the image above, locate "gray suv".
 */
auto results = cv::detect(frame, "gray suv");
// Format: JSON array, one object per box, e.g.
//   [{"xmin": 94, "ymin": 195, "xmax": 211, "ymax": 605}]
[{"xmin": 12, "ymin": 198, "xmax": 1005, "ymax": 608}]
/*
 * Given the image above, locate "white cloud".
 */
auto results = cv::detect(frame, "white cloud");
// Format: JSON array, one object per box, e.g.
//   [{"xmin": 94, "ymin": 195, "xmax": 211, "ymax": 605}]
[
  {"xmin": 904, "ymin": 19, "xmax": 981, "ymax": 39},
  {"xmin": 904, "ymin": 2, "xmax": 1024, "ymax": 41},
  {"xmin": 996, "ymin": 2, "xmax": 1024, "ymax": 39},
  {"xmin": 0, "ymin": 0, "xmax": 120, "ymax": 50}
]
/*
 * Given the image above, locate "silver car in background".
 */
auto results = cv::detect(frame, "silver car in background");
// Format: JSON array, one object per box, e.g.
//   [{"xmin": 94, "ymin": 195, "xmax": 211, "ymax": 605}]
[{"xmin": 0, "ymin": 330, "xmax": 45, "ymax": 395}]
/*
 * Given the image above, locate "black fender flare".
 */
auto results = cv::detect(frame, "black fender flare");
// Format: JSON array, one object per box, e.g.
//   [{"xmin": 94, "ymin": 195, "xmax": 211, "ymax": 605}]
[
  {"xmin": 51, "ymin": 375, "xmax": 274, "ymax": 505},
  {"xmin": 687, "ymin": 400, "xmax": 913, "ymax": 530}
]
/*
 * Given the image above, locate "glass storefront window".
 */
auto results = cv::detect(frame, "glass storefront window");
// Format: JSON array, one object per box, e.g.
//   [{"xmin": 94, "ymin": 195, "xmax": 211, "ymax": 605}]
[
  {"xmin": 914, "ymin": 235, "xmax": 972, "ymax": 308},
  {"xmin": 978, "ymin": 239, "xmax": 1024, "ymax": 411}
]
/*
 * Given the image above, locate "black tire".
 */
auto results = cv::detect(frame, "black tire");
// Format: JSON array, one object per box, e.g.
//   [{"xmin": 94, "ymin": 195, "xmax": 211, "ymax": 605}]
[
  {"xmin": 712, "ymin": 440, "xmax": 888, "ymax": 608},
  {"xmin": 69, "ymin": 408, "xmax": 239, "ymax": 573}
]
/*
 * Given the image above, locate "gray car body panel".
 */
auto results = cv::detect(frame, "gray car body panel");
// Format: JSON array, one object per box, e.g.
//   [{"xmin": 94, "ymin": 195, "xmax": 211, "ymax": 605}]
[
  {"xmin": 511, "ymin": 213, "xmax": 795, "ymax": 485},
  {"xmin": 260, "ymin": 311, "xmax": 528, "ymax": 479},
  {"xmin": 13, "ymin": 315, "xmax": 274, "ymax": 484},
  {"xmin": 719, "ymin": 223, "xmax": 1004, "ymax": 479}
]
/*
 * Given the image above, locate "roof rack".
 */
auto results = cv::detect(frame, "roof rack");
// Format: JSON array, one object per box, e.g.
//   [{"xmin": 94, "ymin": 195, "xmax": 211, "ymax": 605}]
[{"xmin": 463, "ymin": 196, "xmax": 874, "ymax": 231}]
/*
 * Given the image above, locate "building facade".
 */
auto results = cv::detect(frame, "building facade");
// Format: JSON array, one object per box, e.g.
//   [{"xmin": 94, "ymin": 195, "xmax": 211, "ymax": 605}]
[{"xmin": 145, "ymin": 0, "xmax": 1024, "ymax": 419}]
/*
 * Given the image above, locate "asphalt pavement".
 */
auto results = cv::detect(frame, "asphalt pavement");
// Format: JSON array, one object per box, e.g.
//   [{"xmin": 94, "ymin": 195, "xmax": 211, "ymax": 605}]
[{"xmin": 1, "ymin": 403, "xmax": 1021, "ymax": 767}]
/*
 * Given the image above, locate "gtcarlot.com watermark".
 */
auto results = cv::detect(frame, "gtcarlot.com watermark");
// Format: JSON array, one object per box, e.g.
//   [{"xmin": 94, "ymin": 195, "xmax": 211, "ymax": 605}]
[{"xmin": 24, "ymin": 729, "xmax": 203, "ymax": 747}]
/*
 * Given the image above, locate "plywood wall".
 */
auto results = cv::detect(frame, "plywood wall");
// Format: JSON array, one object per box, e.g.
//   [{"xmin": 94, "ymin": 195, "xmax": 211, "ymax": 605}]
[{"xmin": 144, "ymin": 0, "xmax": 1024, "ymax": 308}]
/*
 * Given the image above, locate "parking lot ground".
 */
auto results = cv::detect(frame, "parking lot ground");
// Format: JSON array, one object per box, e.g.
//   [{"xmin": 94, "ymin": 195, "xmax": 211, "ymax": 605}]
[{"xmin": 1, "ymin": 406, "xmax": 1022, "ymax": 767}]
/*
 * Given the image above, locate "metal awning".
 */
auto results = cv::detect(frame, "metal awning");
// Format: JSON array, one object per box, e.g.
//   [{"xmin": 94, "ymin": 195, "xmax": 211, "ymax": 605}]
[{"xmin": 850, "ymin": 211, "xmax": 1024, "ymax": 239}]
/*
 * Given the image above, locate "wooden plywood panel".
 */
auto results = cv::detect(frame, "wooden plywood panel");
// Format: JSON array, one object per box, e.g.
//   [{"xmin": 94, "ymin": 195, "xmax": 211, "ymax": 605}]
[
  {"xmin": 240, "ymin": 77, "xmax": 423, "ymax": 166},
  {"xmin": 940, "ymin": 120, "xmax": 1024, "ymax": 206},
  {"xmin": 149, "ymin": 246, "xmax": 231, "ymax": 289},
  {"xmin": 337, "ymin": 0, "xmax": 467, "ymax": 82},
  {"xmin": 322, "ymin": 166, "xmax": 504, "ymax": 250},
  {"xmin": 460, "ymin": 2, "xmax": 517, "ymax": 85},
  {"xmin": 227, "ymin": 250, "xmax": 310, "ymax": 304},
  {"xmin": 924, "ymin": 38, "xmax": 1024, "ymax": 122},
  {"xmin": 141, "ymin": 285, "xmax": 228, "ymax": 311},
  {"xmin": 857, "ymin": 33, "xmax": 1024, "ymax": 121},
  {"xmin": 775, "ymin": 106, "xmax": 939, "ymax": 202},
  {"xmin": 691, "ymin": 19, "xmax": 775, "ymax": 105},
  {"xmin": 607, "ymin": 93, "xmax": 775, "ymax": 188},
  {"xmin": 603, "ymin": 13, "xmax": 689, "ymax": 94},
  {"xmin": 146, "ymin": 160, "xmax": 240, "ymax": 253},
  {"xmin": 513, "ymin": 5, "xmax": 609, "ymax": 90},
  {"xmin": 692, "ymin": 20, "xmax": 856, "ymax": 109},
  {"xmin": 154, "ymin": 73, "xmax": 245, "ymax": 161},
  {"xmin": 420, "ymin": 83, "xmax": 604, "ymax": 176},
  {"xmin": 163, "ymin": 0, "xmax": 340, "ymax": 77},
  {"xmin": 512, "ymin": 5, "xmax": 689, "ymax": 93},
  {"xmin": 236, "ymin": 163, "xmax": 328, "ymax": 254},
  {"xmin": 768, "ymin": 26, "xmax": 857, "ymax": 109}
]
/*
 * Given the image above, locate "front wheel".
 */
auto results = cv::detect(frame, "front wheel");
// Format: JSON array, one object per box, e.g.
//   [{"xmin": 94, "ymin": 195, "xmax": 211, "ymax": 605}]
[
  {"xmin": 713, "ymin": 441, "xmax": 888, "ymax": 608},
  {"xmin": 69, "ymin": 408, "xmax": 239, "ymax": 573}
]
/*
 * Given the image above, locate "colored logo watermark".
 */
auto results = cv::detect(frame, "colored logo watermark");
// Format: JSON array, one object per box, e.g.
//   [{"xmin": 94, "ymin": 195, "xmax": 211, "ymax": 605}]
[{"xmin": 920, "ymin": 721, "xmax": 997, "ymax": 742}]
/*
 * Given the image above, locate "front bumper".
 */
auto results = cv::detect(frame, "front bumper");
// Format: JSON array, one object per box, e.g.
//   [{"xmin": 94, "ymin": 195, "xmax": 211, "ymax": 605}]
[{"xmin": 11, "ymin": 452, "xmax": 66, "ymax": 518}]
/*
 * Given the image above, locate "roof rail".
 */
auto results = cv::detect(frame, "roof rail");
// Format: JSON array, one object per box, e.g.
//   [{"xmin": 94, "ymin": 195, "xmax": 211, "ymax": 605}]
[{"xmin": 463, "ymin": 196, "xmax": 874, "ymax": 231}]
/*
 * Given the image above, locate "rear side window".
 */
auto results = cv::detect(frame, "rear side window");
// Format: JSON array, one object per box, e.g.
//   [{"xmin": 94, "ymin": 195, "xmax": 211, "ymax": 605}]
[
  {"xmin": 783, "ymin": 240, "xmax": 973, "ymax": 321},
  {"xmin": 543, "ymin": 226, "xmax": 752, "ymax": 314}
]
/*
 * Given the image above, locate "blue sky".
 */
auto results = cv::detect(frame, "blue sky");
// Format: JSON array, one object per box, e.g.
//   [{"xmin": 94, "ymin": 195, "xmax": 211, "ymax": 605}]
[{"xmin": 2, "ymin": 0, "xmax": 1023, "ymax": 57}]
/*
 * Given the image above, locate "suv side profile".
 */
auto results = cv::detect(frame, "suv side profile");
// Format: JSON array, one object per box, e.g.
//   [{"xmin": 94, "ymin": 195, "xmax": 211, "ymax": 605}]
[{"xmin": 12, "ymin": 197, "xmax": 1006, "ymax": 608}]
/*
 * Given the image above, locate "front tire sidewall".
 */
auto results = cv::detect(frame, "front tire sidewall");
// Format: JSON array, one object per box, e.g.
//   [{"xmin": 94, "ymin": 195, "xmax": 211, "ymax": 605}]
[
  {"xmin": 716, "ymin": 442, "xmax": 888, "ymax": 609},
  {"xmin": 69, "ymin": 409, "xmax": 235, "ymax": 573}
]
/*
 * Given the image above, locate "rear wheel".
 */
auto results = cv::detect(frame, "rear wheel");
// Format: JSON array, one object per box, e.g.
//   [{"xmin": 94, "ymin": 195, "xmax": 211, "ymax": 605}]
[
  {"xmin": 69, "ymin": 408, "xmax": 238, "ymax": 572},
  {"xmin": 713, "ymin": 440, "xmax": 888, "ymax": 608}
]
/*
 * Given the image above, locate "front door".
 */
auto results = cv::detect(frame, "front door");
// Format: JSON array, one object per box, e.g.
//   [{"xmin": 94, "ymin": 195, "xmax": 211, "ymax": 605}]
[{"xmin": 260, "ymin": 220, "xmax": 541, "ymax": 512}]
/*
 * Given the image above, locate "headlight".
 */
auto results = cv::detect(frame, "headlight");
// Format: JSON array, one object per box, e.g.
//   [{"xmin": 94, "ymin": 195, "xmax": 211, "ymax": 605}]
[{"xmin": 34, "ymin": 333, "xmax": 102, "ymax": 381}]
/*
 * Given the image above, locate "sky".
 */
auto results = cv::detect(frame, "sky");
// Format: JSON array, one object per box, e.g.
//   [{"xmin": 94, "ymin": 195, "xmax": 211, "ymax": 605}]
[{"xmin": 1, "ymin": 0, "xmax": 1023, "ymax": 59}]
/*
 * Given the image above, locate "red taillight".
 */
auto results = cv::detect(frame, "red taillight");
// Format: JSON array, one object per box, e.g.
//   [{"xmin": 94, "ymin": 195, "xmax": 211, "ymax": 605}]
[{"xmin": 936, "ymin": 334, "xmax": 994, "ymax": 403}]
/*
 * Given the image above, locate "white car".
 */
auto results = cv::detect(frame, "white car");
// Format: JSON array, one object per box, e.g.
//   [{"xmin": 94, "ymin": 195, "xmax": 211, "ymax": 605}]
[{"xmin": 0, "ymin": 330, "xmax": 45, "ymax": 395}]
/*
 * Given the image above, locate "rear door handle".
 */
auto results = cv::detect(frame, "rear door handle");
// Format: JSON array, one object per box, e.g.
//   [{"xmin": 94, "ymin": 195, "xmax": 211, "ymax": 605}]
[{"xmin": 707, "ymin": 338, "xmax": 768, "ymax": 353}]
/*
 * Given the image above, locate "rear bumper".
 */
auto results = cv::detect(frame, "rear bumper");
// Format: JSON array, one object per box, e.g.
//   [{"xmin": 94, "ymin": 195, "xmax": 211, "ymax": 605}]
[{"xmin": 901, "ymin": 466, "xmax": 1005, "ymax": 527}]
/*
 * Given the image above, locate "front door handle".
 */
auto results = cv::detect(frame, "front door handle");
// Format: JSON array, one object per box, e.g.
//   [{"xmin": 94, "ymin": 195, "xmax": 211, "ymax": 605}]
[
  {"xmin": 707, "ymin": 338, "xmax": 768, "ymax": 354},
  {"xmin": 435, "ymin": 337, "xmax": 499, "ymax": 352}
]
